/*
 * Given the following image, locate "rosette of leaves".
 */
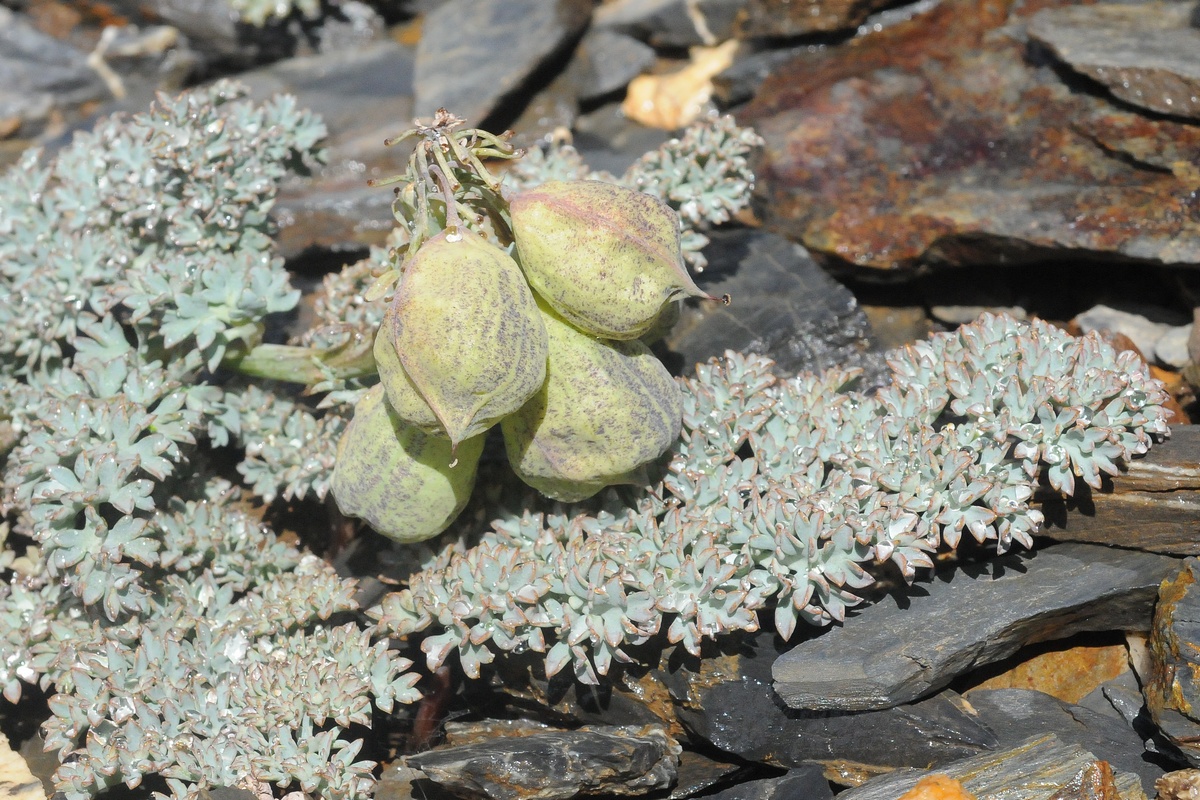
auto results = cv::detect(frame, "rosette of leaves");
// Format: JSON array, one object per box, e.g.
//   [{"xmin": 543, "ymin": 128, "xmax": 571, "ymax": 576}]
[{"xmin": 373, "ymin": 315, "xmax": 1169, "ymax": 684}]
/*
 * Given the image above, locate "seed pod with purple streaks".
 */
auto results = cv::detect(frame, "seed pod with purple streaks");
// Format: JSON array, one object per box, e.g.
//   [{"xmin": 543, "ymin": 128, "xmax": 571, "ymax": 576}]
[
  {"xmin": 384, "ymin": 227, "xmax": 548, "ymax": 448},
  {"xmin": 501, "ymin": 296, "xmax": 683, "ymax": 502},
  {"xmin": 373, "ymin": 318, "xmax": 440, "ymax": 433},
  {"xmin": 509, "ymin": 180, "xmax": 713, "ymax": 340},
  {"xmin": 332, "ymin": 385, "xmax": 485, "ymax": 543}
]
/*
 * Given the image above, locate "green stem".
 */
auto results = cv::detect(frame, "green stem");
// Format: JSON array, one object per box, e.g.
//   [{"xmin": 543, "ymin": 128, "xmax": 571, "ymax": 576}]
[{"xmin": 224, "ymin": 339, "xmax": 377, "ymax": 385}]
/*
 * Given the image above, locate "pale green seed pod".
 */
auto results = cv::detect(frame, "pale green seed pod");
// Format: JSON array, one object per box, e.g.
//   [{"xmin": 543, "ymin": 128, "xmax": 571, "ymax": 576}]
[
  {"xmin": 372, "ymin": 317, "xmax": 441, "ymax": 433},
  {"xmin": 501, "ymin": 297, "xmax": 683, "ymax": 502},
  {"xmin": 388, "ymin": 227, "xmax": 548, "ymax": 448},
  {"xmin": 332, "ymin": 385, "xmax": 485, "ymax": 543},
  {"xmin": 509, "ymin": 180, "xmax": 712, "ymax": 340}
]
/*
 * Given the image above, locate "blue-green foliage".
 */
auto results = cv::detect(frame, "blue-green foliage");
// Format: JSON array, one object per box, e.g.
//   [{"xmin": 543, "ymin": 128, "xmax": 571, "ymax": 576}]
[
  {"xmin": 0, "ymin": 82, "xmax": 418, "ymax": 800},
  {"xmin": 373, "ymin": 315, "xmax": 1170, "ymax": 683}
]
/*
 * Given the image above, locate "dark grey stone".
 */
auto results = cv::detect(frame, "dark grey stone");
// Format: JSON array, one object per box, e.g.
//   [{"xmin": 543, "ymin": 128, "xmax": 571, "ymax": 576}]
[
  {"xmin": 0, "ymin": 8, "xmax": 108, "ymax": 137},
  {"xmin": 837, "ymin": 734, "xmax": 1143, "ymax": 800},
  {"xmin": 702, "ymin": 765, "xmax": 834, "ymax": 800},
  {"xmin": 665, "ymin": 229, "xmax": 888, "ymax": 384},
  {"xmin": 667, "ymin": 750, "xmax": 745, "ymax": 800},
  {"xmin": 565, "ymin": 30, "xmax": 657, "ymax": 103},
  {"xmin": 772, "ymin": 543, "xmax": 1179, "ymax": 711},
  {"xmin": 712, "ymin": 45, "xmax": 820, "ymax": 108},
  {"xmin": 965, "ymin": 688, "xmax": 1172, "ymax": 794},
  {"xmin": 671, "ymin": 632, "xmax": 998, "ymax": 770},
  {"xmin": 413, "ymin": 0, "xmax": 592, "ymax": 126},
  {"xmin": 593, "ymin": 0, "xmax": 746, "ymax": 48},
  {"xmin": 1078, "ymin": 670, "xmax": 1145, "ymax": 728},
  {"xmin": 235, "ymin": 40, "xmax": 417, "ymax": 259},
  {"xmin": 571, "ymin": 102, "xmax": 671, "ymax": 178},
  {"xmin": 102, "ymin": 0, "xmax": 298, "ymax": 67},
  {"xmin": 1029, "ymin": 3, "xmax": 1200, "ymax": 121},
  {"xmin": 405, "ymin": 724, "xmax": 680, "ymax": 800}
]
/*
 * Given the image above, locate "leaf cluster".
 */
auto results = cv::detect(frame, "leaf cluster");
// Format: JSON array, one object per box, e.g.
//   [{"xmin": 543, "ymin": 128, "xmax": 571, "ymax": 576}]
[{"xmin": 373, "ymin": 315, "xmax": 1170, "ymax": 683}]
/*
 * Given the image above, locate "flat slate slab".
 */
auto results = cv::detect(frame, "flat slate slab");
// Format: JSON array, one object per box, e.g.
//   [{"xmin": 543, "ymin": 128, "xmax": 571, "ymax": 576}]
[
  {"xmin": 1029, "ymin": 3, "xmax": 1200, "ymax": 121},
  {"xmin": 741, "ymin": 0, "xmax": 1200, "ymax": 271},
  {"xmin": 413, "ymin": 0, "xmax": 592, "ymax": 125},
  {"xmin": 836, "ymin": 734, "xmax": 1144, "ymax": 800},
  {"xmin": 773, "ymin": 542, "xmax": 1179, "ymax": 711}
]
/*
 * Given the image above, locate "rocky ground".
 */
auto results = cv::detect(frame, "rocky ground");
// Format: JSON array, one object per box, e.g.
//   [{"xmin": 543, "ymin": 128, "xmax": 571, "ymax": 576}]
[{"xmin": 3, "ymin": 0, "xmax": 1200, "ymax": 799}]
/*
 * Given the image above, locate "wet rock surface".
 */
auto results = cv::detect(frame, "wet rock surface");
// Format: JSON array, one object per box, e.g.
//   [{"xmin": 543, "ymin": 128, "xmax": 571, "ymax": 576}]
[
  {"xmin": 405, "ymin": 724, "xmax": 681, "ymax": 800},
  {"xmin": 963, "ymin": 688, "xmax": 1167, "ymax": 792},
  {"xmin": 772, "ymin": 543, "xmax": 1179, "ymax": 711},
  {"xmin": 742, "ymin": 0, "xmax": 1200, "ymax": 272},
  {"xmin": 1028, "ymin": 2, "xmax": 1200, "ymax": 121},
  {"xmin": 837, "ymin": 735, "xmax": 1144, "ymax": 800}
]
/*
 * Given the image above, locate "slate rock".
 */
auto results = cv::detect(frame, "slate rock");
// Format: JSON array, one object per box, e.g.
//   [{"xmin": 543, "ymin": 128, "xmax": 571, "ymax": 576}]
[
  {"xmin": 1074, "ymin": 304, "xmax": 1179, "ymax": 361},
  {"xmin": 1029, "ymin": 3, "xmax": 1200, "ymax": 121},
  {"xmin": 101, "ymin": 0, "xmax": 299, "ymax": 67},
  {"xmin": 593, "ymin": 0, "xmax": 745, "ymax": 48},
  {"xmin": 664, "ymin": 228, "xmax": 888, "ymax": 383},
  {"xmin": 772, "ymin": 543, "xmax": 1179, "ymax": 711},
  {"xmin": 413, "ymin": 0, "xmax": 592, "ymax": 126},
  {"xmin": 964, "ymin": 688, "xmax": 1170, "ymax": 793},
  {"xmin": 405, "ymin": 724, "xmax": 680, "ymax": 800},
  {"xmin": 1157, "ymin": 325, "xmax": 1193, "ymax": 369},
  {"xmin": 1145, "ymin": 558, "xmax": 1200, "ymax": 766},
  {"xmin": 700, "ymin": 765, "xmax": 834, "ymax": 800},
  {"xmin": 0, "ymin": 8, "xmax": 108, "ymax": 137},
  {"xmin": 570, "ymin": 102, "xmax": 671, "ymax": 178},
  {"xmin": 741, "ymin": 0, "xmax": 1200, "ymax": 271},
  {"xmin": 668, "ymin": 751, "xmax": 744, "ymax": 800},
  {"xmin": 564, "ymin": 29, "xmax": 658, "ymax": 104},
  {"xmin": 837, "ymin": 735, "xmax": 1144, "ymax": 800},
  {"xmin": 734, "ymin": 0, "xmax": 898, "ymax": 37},
  {"xmin": 240, "ymin": 40, "xmax": 417, "ymax": 259},
  {"xmin": 1078, "ymin": 670, "xmax": 1151, "ymax": 730},
  {"xmin": 671, "ymin": 631, "xmax": 999, "ymax": 771},
  {"xmin": 712, "ymin": 44, "xmax": 821, "ymax": 109}
]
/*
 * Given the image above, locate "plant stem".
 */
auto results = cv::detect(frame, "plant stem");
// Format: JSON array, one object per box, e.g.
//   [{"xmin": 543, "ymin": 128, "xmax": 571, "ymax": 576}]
[{"xmin": 225, "ymin": 339, "xmax": 376, "ymax": 385}]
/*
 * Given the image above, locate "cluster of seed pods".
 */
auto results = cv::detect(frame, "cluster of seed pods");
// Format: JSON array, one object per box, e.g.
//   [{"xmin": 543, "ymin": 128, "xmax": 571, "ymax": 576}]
[{"xmin": 332, "ymin": 179, "xmax": 715, "ymax": 542}]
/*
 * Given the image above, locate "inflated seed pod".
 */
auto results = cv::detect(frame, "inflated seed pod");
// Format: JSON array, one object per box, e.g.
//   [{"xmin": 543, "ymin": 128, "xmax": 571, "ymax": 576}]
[
  {"xmin": 386, "ymin": 227, "xmax": 548, "ymax": 448},
  {"xmin": 501, "ymin": 296, "xmax": 683, "ymax": 502},
  {"xmin": 332, "ymin": 385, "xmax": 485, "ymax": 543},
  {"xmin": 509, "ymin": 180, "xmax": 712, "ymax": 340},
  {"xmin": 373, "ymin": 315, "xmax": 441, "ymax": 433}
]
